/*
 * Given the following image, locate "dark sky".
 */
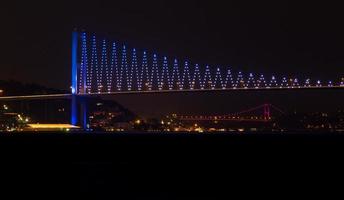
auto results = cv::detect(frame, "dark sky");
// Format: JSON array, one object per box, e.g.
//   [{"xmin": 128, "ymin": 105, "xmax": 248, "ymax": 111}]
[{"xmin": 1, "ymin": 1, "xmax": 344, "ymax": 116}]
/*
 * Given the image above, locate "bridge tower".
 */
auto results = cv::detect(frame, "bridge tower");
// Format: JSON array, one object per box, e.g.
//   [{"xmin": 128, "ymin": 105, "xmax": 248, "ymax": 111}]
[
  {"xmin": 263, "ymin": 104, "xmax": 271, "ymax": 121},
  {"xmin": 71, "ymin": 31, "xmax": 78, "ymax": 126},
  {"xmin": 71, "ymin": 31, "xmax": 88, "ymax": 129}
]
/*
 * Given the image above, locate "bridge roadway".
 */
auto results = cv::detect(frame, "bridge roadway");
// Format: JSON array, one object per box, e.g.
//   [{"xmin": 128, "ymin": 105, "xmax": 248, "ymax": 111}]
[
  {"xmin": 0, "ymin": 85, "xmax": 342, "ymax": 100},
  {"xmin": 0, "ymin": 94, "xmax": 72, "ymax": 101}
]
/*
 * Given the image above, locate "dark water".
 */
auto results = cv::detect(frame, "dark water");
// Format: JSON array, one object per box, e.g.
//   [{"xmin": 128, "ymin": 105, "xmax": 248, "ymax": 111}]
[{"xmin": 1, "ymin": 132, "xmax": 343, "ymax": 198}]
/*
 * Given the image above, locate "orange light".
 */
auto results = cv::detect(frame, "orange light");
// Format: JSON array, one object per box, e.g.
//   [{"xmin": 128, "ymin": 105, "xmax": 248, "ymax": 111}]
[{"xmin": 27, "ymin": 124, "xmax": 79, "ymax": 129}]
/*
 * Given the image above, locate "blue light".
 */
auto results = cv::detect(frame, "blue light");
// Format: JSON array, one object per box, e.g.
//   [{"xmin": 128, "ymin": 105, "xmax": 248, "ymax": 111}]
[
  {"xmin": 182, "ymin": 61, "xmax": 191, "ymax": 90},
  {"xmin": 80, "ymin": 32, "xmax": 88, "ymax": 94},
  {"xmin": 131, "ymin": 48, "xmax": 139, "ymax": 90},
  {"xmin": 225, "ymin": 69, "xmax": 234, "ymax": 88},
  {"xmin": 71, "ymin": 32, "xmax": 78, "ymax": 95},
  {"xmin": 172, "ymin": 59, "xmax": 181, "ymax": 90},
  {"xmin": 71, "ymin": 31, "xmax": 78, "ymax": 126},
  {"xmin": 142, "ymin": 51, "xmax": 148, "ymax": 90},
  {"xmin": 161, "ymin": 56, "xmax": 171, "ymax": 90},
  {"xmin": 192, "ymin": 64, "xmax": 202, "ymax": 90},
  {"xmin": 149, "ymin": 54, "xmax": 159, "ymax": 90}
]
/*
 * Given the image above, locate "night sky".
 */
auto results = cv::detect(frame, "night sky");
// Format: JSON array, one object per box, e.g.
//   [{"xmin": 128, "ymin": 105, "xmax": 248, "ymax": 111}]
[{"xmin": 1, "ymin": 1, "xmax": 344, "ymax": 116}]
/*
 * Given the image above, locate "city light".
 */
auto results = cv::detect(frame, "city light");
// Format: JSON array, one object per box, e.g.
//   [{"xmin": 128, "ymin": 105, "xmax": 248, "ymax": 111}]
[{"xmin": 27, "ymin": 124, "xmax": 80, "ymax": 130}]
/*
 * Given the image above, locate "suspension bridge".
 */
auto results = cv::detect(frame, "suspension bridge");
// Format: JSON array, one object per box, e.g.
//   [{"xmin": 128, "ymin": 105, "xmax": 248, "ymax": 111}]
[
  {"xmin": 0, "ymin": 31, "xmax": 343, "ymax": 129},
  {"xmin": 74, "ymin": 32, "xmax": 343, "ymax": 95},
  {"xmin": 178, "ymin": 104, "xmax": 285, "ymax": 123}
]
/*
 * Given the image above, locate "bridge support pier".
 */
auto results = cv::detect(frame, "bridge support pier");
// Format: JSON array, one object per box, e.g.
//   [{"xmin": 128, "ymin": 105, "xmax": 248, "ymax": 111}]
[
  {"xmin": 71, "ymin": 95, "xmax": 89, "ymax": 130},
  {"xmin": 263, "ymin": 104, "xmax": 271, "ymax": 120},
  {"xmin": 71, "ymin": 30, "xmax": 89, "ymax": 129},
  {"xmin": 71, "ymin": 95, "xmax": 78, "ymax": 126},
  {"xmin": 80, "ymin": 96, "xmax": 88, "ymax": 130}
]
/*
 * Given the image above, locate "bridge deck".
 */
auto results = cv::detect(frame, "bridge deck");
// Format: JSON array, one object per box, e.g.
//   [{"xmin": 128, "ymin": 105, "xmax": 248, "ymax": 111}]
[{"xmin": 0, "ymin": 86, "xmax": 342, "ymax": 100}]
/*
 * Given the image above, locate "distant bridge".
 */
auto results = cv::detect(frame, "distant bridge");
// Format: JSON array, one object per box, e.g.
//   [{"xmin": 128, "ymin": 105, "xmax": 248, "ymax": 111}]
[{"xmin": 178, "ymin": 104, "xmax": 284, "ymax": 123}]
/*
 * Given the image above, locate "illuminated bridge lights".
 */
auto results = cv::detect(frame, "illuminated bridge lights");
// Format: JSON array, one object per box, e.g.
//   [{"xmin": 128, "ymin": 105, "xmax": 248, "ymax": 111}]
[
  {"xmin": 76, "ymin": 32, "xmax": 341, "ymax": 94},
  {"xmin": 292, "ymin": 78, "xmax": 300, "ymax": 88},
  {"xmin": 269, "ymin": 76, "xmax": 278, "ymax": 88},
  {"xmin": 141, "ymin": 51, "xmax": 149, "ymax": 91},
  {"xmin": 129, "ymin": 48, "xmax": 139, "ymax": 91},
  {"xmin": 328, "ymin": 81, "xmax": 334, "ymax": 87},
  {"xmin": 247, "ymin": 73, "xmax": 256, "ymax": 88},
  {"xmin": 161, "ymin": 56, "xmax": 171, "ymax": 90},
  {"xmin": 100, "ymin": 39, "xmax": 108, "ymax": 94},
  {"xmin": 90, "ymin": 35, "xmax": 98, "ymax": 93},
  {"xmin": 108, "ymin": 42, "xmax": 117, "ymax": 93},
  {"xmin": 192, "ymin": 64, "xmax": 202, "ymax": 90},
  {"xmin": 258, "ymin": 75, "xmax": 267, "ymax": 88},
  {"xmin": 80, "ymin": 32, "xmax": 88, "ymax": 93},
  {"xmin": 225, "ymin": 69, "xmax": 234, "ymax": 89},
  {"xmin": 304, "ymin": 79, "xmax": 311, "ymax": 88}
]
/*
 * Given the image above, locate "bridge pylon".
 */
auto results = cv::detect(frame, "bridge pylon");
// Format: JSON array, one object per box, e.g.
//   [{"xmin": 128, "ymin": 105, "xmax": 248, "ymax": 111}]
[
  {"xmin": 71, "ymin": 31, "xmax": 78, "ymax": 126},
  {"xmin": 71, "ymin": 31, "xmax": 89, "ymax": 129},
  {"xmin": 263, "ymin": 104, "xmax": 271, "ymax": 121}
]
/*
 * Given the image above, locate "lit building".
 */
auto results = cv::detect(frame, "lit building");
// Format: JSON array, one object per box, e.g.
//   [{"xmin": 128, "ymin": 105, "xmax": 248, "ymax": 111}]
[
  {"xmin": 0, "ymin": 112, "xmax": 29, "ymax": 132},
  {"xmin": 88, "ymin": 99, "xmax": 136, "ymax": 131}
]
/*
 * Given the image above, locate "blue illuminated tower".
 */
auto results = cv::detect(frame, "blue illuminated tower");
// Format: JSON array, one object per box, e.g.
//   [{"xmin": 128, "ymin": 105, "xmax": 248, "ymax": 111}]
[
  {"xmin": 71, "ymin": 31, "xmax": 78, "ymax": 126},
  {"xmin": 71, "ymin": 31, "xmax": 88, "ymax": 129}
]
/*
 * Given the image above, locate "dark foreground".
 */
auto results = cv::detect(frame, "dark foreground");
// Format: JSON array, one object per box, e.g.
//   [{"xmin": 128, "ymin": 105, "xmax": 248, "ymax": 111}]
[{"xmin": 1, "ymin": 132, "xmax": 344, "ymax": 199}]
